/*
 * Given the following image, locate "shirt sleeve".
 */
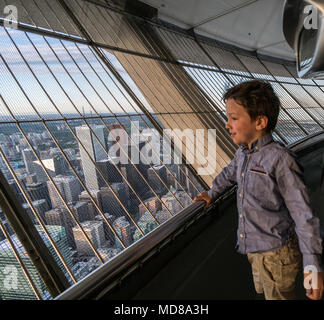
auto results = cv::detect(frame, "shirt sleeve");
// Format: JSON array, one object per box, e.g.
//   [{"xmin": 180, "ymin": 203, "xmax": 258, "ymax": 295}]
[
  {"xmin": 275, "ymin": 150, "xmax": 323, "ymax": 273},
  {"xmin": 207, "ymin": 151, "xmax": 238, "ymax": 202}
]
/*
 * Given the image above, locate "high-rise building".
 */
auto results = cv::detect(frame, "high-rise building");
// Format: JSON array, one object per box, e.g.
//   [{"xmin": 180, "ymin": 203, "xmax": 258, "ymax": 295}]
[
  {"xmin": 47, "ymin": 175, "xmax": 82, "ymax": 208},
  {"xmin": 45, "ymin": 206, "xmax": 79, "ymax": 249},
  {"xmin": 22, "ymin": 148, "xmax": 36, "ymax": 174},
  {"xmin": 147, "ymin": 165, "xmax": 168, "ymax": 195},
  {"xmin": 26, "ymin": 182, "xmax": 51, "ymax": 209},
  {"xmin": 78, "ymin": 189, "xmax": 103, "ymax": 219},
  {"xmin": 0, "ymin": 225, "xmax": 72, "ymax": 300},
  {"xmin": 96, "ymin": 158, "xmax": 122, "ymax": 187},
  {"xmin": 94, "ymin": 213, "xmax": 116, "ymax": 246},
  {"xmin": 24, "ymin": 173, "xmax": 37, "ymax": 185},
  {"xmin": 138, "ymin": 196, "xmax": 162, "ymax": 218},
  {"xmin": 100, "ymin": 183, "xmax": 128, "ymax": 217},
  {"xmin": 76, "ymin": 125, "xmax": 107, "ymax": 190},
  {"xmin": 7, "ymin": 179, "xmax": 25, "ymax": 204},
  {"xmin": 22, "ymin": 199, "xmax": 49, "ymax": 225},
  {"xmin": 72, "ymin": 220, "xmax": 106, "ymax": 257},
  {"xmin": 113, "ymin": 216, "xmax": 132, "ymax": 249}
]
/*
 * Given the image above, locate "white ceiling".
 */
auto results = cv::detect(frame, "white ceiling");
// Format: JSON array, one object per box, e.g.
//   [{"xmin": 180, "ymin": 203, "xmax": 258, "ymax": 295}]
[{"xmin": 141, "ymin": 0, "xmax": 295, "ymax": 61}]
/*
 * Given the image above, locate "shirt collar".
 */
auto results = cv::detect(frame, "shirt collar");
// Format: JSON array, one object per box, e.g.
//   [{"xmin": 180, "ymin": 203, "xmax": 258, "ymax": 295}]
[{"xmin": 240, "ymin": 133, "xmax": 273, "ymax": 153}]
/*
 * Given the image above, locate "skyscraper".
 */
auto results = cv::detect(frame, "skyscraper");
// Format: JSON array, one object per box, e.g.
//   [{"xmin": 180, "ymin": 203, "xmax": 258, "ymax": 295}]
[
  {"xmin": 96, "ymin": 158, "xmax": 122, "ymax": 187},
  {"xmin": 113, "ymin": 216, "xmax": 132, "ymax": 249},
  {"xmin": 72, "ymin": 220, "xmax": 106, "ymax": 257},
  {"xmin": 100, "ymin": 183, "xmax": 128, "ymax": 217},
  {"xmin": 22, "ymin": 199, "xmax": 49, "ymax": 225},
  {"xmin": 147, "ymin": 165, "xmax": 168, "ymax": 195},
  {"xmin": 26, "ymin": 182, "xmax": 51, "ymax": 209},
  {"xmin": 47, "ymin": 175, "xmax": 82, "ymax": 208},
  {"xmin": 76, "ymin": 125, "xmax": 107, "ymax": 190},
  {"xmin": 22, "ymin": 148, "xmax": 36, "ymax": 174}
]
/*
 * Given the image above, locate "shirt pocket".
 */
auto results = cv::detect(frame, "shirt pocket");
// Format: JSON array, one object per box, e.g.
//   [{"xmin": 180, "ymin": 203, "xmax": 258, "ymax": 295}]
[
  {"xmin": 246, "ymin": 169, "xmax": 284, "ymax": 211},
  {"xmin": 247, "ymin": 168, "xmax": 270, "ymax": 195}
]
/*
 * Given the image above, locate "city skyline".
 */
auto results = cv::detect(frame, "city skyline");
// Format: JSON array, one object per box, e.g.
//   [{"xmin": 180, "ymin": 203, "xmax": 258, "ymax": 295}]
[{"xmin": 0, "ymin": 118, "xmax": 198, "ymax": 299}]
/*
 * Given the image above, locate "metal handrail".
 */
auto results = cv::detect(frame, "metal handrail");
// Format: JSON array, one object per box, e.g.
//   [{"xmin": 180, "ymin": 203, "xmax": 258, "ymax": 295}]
[{"xmin": 55, "ymin": 186, "xmax": 236, "ymax": 300}]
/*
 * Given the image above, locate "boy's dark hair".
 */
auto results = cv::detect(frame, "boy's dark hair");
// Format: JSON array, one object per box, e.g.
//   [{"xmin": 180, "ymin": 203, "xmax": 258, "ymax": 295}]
[{"xmin": 223, "ymin": 80, "xmax": 280, "ymax": 132}]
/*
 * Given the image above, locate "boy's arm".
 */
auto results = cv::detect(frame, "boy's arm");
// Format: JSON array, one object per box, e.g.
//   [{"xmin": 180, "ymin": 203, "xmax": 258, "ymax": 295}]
[
  {"xmin": 207, "ymin": 152, "xmax": 238, "ymax": 202},
  {"xmin": 275, "ymin": 151, "xmax": 323, "ymax": 273}
]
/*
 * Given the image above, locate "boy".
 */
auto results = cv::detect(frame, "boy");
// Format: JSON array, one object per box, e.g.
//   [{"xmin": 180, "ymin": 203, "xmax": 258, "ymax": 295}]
[{"xmin": 194, "ymin": 80, "xmax": 324, "ymax": 300}]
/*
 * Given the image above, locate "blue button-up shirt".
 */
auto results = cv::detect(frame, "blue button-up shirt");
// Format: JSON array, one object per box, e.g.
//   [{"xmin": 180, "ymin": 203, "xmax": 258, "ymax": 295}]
[{"xmin": 208, "ymin": 133, "xmax": 323, "ymax": 272}]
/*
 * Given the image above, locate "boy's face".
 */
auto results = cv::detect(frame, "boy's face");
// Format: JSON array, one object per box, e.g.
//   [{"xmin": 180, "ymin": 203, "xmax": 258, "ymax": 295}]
[{"xmin": 225, "ymin": 98, "xmax": 267, "ymax": 147}]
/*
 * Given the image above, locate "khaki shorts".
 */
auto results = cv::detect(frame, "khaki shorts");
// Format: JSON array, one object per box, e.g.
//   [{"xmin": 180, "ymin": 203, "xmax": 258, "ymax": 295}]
[{"xmin": 247, "ymin": 237, "xmax": 302, "ymax": 300}]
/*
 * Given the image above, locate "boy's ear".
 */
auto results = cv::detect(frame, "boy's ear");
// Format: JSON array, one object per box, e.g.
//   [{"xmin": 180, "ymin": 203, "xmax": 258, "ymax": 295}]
[{"xmin": 256, "ymin": 115, "xmax": 268, "ymax": 131}]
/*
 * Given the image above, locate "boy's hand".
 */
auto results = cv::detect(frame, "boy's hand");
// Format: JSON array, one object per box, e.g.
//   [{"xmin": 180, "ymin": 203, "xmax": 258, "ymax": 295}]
[
  {"xmin": 193, "ymin": 191, "xmax": 212, "ymax": 210},
  {"xmin": 304, "ymin": 271, "xmax": 324, "ymax": 300}
]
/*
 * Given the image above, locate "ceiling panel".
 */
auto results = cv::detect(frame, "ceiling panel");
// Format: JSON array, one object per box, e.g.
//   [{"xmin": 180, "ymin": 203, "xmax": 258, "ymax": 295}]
[{"xmin": 142, "ymin": 0, "xmax": 295, "ymax": 61}]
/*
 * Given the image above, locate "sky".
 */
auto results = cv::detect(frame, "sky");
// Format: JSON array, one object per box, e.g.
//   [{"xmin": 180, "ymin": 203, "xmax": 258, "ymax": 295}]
[{"xmin": 0, "ymin": 25, "xmax": 152, "ymax": 121}]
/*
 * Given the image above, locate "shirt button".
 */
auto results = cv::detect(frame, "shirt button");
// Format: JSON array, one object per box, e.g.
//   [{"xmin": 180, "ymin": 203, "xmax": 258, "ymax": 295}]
[
  {"xmin": 241, "ymin": 173, "xmax": 244, "ymax": 177},
  {"xmin": 239, "ymin": 193, "xmax": 243, "ymax": 198},
  {"xmin": 239, "ymin": 214, "xmax": 243, "ymax": 218},
  {"xmin": 240, "ymin": 234, "xmax": 244, "ymax": 238}
]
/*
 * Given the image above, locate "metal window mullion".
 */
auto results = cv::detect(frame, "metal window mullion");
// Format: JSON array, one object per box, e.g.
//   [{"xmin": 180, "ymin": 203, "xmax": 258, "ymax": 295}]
[
  {"xmin": 232, "ymin": 52, "xmax": 306, "ymax": 140},
  {"xmin": 102, "ymin": 25, "xmax": 212, "ymax": 168},
  {"xmin": 5, "ymin": 30, "xmax": 128, "ymax": 240},
  {"xmin": 0, "ymin": 135, "xmax": 77, "ymax": 283},
  {"xmin": 75, "ymin": 45, "xmax": 190, "ymax": 206},
  {"xmin": 257, "ymin": 58, "xmax": 324, "ymax": 130},
  {"xmin": 283, "ymin": 64, "xmax": 324, "ymax": 112},
  {"xmin": 92, "ymin": 6, "xmax": 212, "ymax": 164},
  {"xmin": 280, "ymin": 83, "xmax": 324, "ymax": 122},
  {"xmin": 90, "ymin": 49, "xmax": 201, "ymax": 198},
  {"xmin": 57, "ymin": 0, "xmax": 209, "ymax": 191},
  {"xmin": 183, "ymin": 67, "xmax": 234, "ymax": 142},
  {"xmin": 38, "ymin": 36, "xmax": 160, "ymax": 228},
  {"xmin": 0, "ymin": 112, "xmax": 146, "ymax": 126},
  {"xmin": 0, "ymin": 218, "xmax": 42, "ymax": 300},
  {"xmin": 74, "ymin": 43, "xmax": 188, "ymax": 207},
  {"xmin": 20, "ymin": 34, "xmax": 144, "ymax": 243},
  {"xmin": 163, "ymin": 29, "xmax": 234, "ymax": 139},
  {"xmin": 30, "ymin": 0, "xmax": 56, "ymax": 33},
  {"xmin": 39, "ymin": 40, "xmax": 163, "ymax": 229},
  {"xmin": 57, "ymin": 41, "xmax": 176, "ymax": 220},
  {"xmin": 132, "ymin": 32, "xmax": 225, "ymax": 180},
  {"xmin": 44, "ymin": 0, "xmax": 82, "ymax": 38},
  {"xmin": 99, "ymin": 50, "xmax": 210, "ymax": 183},
  {"xmin": 154, "ymin": 29, "xmax": 217, "ymax": 117},
  {"xmin": 36, "ymin": 39, "xmax": 165, "ymax": 228},
  {"xmin": 0, "ymin": 55, "xmax": 106, "ymax": 263},
  {"xmin": 186, "ymin": 67, "xmax": 227, "ymax": 115},
  {"xmin": 183, "ymin": 67, "xmax": 238, "ymax": 163},
  {"xmin": 272, "ymin": 82, "xmax": 322, "ymax": 131}
]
